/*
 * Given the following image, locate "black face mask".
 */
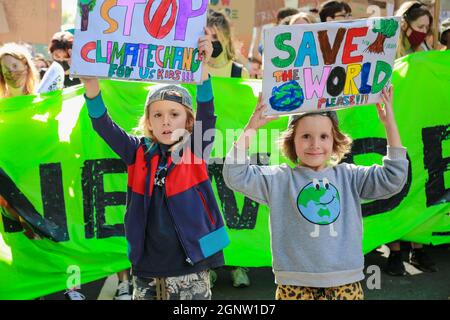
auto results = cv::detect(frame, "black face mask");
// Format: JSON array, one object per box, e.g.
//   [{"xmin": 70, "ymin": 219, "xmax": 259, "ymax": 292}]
[
  {"xmin": 57, "ymin": 60, "xmax": 70, "ymax": 71},
  {"xmin": 211, "ymin": 41, "xmax": 223, "ymax": 58}
]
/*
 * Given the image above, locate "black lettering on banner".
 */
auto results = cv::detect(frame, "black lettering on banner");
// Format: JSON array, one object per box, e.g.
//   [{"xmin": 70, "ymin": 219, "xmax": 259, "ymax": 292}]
[
  {"xmin": 208, "ymin": 154, "xmax": 270, "ymax": 230},
  {"xmin": 326, "ymin": 66, "xmax": 346, "ymax": 97},
  {"xmin": 342, "ymin": 138, "xmax": 412, "ymax": 217},
  {"xmin": 1, "ymin": 210, "xmax": 23, "ymax": 233},
  {"xmin": 40, "ymin": 163, "xmax": 69, "ymax": 239},
  {"xmin": 82, "ymin": 159, "xmax": 127, "ymax": 239},
  {"xmin": 422, "ymin": 125, "xmax": 450, "ymax": 207},
  {"xmin": 0, "ymin": 166, "xmax": 69, "ymax": 241}
]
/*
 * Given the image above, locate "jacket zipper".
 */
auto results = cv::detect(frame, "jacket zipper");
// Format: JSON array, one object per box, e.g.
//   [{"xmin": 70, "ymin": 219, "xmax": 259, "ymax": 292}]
[
  {"xmin": 196, "ymin": 187, "xmax": 215, "ymax": 224},
  {"xmin": 164, "ymin": 186, "xmax": 194, "ymax": 266}
]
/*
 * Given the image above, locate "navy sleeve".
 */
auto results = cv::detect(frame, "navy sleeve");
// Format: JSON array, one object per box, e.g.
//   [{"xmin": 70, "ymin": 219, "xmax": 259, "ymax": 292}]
[
  {"xmin": 191, "ymin": 77, "xmax": 216, "ymax": 161},
  {"xmin": 85, "ymin": 92, "xmax": 140, "ymax": 165}
]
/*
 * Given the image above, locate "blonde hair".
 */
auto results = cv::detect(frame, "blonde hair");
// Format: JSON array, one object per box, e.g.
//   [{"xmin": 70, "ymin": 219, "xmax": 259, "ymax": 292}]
[
  {"xmin": 207, "ymin": 9, "xmax": 235, "ymax": 61},
  {"xmin": 137, "ymin": 91, "xmax": 196, "ymax": 144},
  {"xmin": 279, "ymin": 114, "xmax": 352, "ymax": 165},
  {"xmin": 395, "ymin": 1, "xmax": 434, "ymax": 58},
  {"xmin": 289, "ymin": 12, "xmax": 318, "ymax": 25},
  {"xmin": 0, "ymin": 43, "xmax": 39, "ymax": 98}
]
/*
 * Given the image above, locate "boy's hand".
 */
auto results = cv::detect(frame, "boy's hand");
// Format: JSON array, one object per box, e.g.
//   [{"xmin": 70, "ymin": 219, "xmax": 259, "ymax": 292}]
[
  {"xmin": 376, "ymin": 86, "xmax": 395, "ymax": 127},
  {"xmin": 80, "ymin": 77, "xmax": 100, "ymax": 99},
  {"xmin": 199, "ymin": 27, "xmax": 213, "ymax": 82},
  {"xmin": 198, "ymin": 27, "xmax": 213, "ymax": 64},
  {"xmin": 246, "ymin": 94, "xmax": 279, "ymax": 131}
]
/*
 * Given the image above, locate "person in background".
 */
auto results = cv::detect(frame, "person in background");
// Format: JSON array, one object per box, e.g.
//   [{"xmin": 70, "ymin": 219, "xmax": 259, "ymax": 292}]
[
  {"xmin": 439, "ymin": 18, "xmax": 450, "ymax": 50},
  {"xmin": 276, "ymin": 7, "xmax": 302, "ymax": 25},
  {"xmin": 32, "ymin": 54, "xmax": 51, "ymax": 80},
  {"xmin": 288, "ymin": 12, "xmax": 318, "ymax": 25},
  {"xmin": 0, "ymin": 43, "xmax": 39, "ymax": 98},
  {"xmin": 206, "ymin": 9, "xmax": 251, "ymax": 288},
  {"xmin": 206, "ymin": 10, "xmax": 249, "ymax": 78},
  {"xmin": 319, "ymin": 0, "xmax": 352, "ymax": 22},
  {"xmin": 383, "ymin": 1, "xmax": 437, "ymax": 277},
  {"xmin": 250, "ymin": 7, "xmax": 300, "ymax": 69},
  {"xmin": 113, "ymin": 269, "xmax": 132, "ymax": 300},
  {"xmin": 48, "ymin": 31, "xmax": 81, "ymax": 88},
  {"xmin": 395, "ymin": 1, "xmax": 434, "ymax": 59}
]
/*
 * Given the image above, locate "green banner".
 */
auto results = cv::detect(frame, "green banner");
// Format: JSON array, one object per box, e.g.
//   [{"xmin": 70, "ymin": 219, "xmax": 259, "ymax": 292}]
[{"xmin": 0, "ymin": 51, "xmax": 449, "ymax": 299}]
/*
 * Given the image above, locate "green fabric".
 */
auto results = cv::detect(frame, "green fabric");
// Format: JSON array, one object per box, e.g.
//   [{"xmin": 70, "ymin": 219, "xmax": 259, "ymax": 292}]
[{"xmin": 0, "ymin": 50, "xmax": 449, "ymax": 299}]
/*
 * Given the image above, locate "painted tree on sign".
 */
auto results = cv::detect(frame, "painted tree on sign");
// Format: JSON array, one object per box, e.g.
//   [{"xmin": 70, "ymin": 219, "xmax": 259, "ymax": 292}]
[
  {"xmin": 79, "ymin": 0, "xmax": 97, "ymax": 31},
  {"xmin": 365, "ymin": 19, "xmax": 399, "ymax": 54}
]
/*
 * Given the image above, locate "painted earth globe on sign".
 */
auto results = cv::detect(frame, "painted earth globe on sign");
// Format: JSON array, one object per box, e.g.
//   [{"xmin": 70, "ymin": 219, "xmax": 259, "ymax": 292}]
[{"xmin": 297, "ymin": 180, "xmax": 340, "ymax": 225}]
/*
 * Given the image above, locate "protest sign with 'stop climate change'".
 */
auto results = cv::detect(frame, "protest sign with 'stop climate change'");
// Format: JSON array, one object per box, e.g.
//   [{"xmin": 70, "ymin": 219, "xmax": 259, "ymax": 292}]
[
  {"xmin": 71, "ymin": 0, "xmax": 208, "ymax": 83},
  {"xmin": 263, "ymin": 17, "xmax": 401, "ymax": 115}
]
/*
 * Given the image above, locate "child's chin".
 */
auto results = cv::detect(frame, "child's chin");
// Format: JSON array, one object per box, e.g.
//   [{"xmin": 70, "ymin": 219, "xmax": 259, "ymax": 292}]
[
  {"xmin": 302, "ymin": 161, "xmax": 325, "ymax": 169},
  {"xmin": 159, "ymin": 137, "xmax": 175, "ymax": 145}
]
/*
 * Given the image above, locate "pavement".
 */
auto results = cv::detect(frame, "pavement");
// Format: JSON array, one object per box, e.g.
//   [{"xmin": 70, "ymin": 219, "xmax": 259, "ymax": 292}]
[{"xmin": 44, "ymin": 244, "xmax": 450, "ymax": 300}]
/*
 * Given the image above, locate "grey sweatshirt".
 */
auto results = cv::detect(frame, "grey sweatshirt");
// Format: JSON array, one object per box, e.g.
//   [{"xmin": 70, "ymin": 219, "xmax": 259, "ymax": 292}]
[{"xmin": 223, "ymin": 145, "xmax": 409, "ymax": 288}]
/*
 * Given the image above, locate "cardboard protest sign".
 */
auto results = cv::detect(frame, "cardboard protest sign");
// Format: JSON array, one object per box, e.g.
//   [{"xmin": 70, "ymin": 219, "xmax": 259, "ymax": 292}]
[
  {"xmin": 263, "ymin": 17, "xmax": 400, "ymax": 116},
  {"xmin": 71, "ymin": 0, "xmax": 208, "ymax": 83},
  {"xmin": 36, "ymin": 62, "xmax": 65, "ymax": 94}
]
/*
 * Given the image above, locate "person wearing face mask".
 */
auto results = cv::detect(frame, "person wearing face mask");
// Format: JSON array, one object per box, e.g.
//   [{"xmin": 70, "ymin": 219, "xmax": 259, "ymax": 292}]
[
  {"xmin": 383, "ymin": 1, "xmax": 437, "ymax": 277},
  {"xmin": 395, "ymin": 1, "xmax": 435, "ymax": 59},
  {"xmin": 0, "ymin": 43, "xmax": 39, "ymax": 98},
  {"xmin": 48, "ymin": 31, "xmax": 81, "ymax": 88},
  {"xmin": 206, "ymin": 10, "xmax": 249, "ymax": 79},
  {"xmin": 33, "ymin": 54, "xmax": 51, "ymax": 80},
  {"xmin": 319, "ymin": 1, "xmax": 352, "ymax": 22},
  {"xmin": 206, "ymin": 9, "xmax": 252, "ymax": 289}
]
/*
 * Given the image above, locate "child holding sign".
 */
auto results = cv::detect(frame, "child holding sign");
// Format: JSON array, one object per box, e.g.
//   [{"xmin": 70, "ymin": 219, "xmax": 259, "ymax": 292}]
[
  {"xmin": 223, "ymin": 87, "xmax": 408, "ymax": 300},
  {"xmin": 81, "ymin": 29, "xmax": 230, "ymax": 300}
]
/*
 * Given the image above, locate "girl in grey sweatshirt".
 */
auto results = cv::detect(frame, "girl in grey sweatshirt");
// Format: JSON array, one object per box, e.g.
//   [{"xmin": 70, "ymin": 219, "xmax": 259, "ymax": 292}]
[{"xmin": 222, "ymin": 87, "xmax": 409, "ymax": 300}]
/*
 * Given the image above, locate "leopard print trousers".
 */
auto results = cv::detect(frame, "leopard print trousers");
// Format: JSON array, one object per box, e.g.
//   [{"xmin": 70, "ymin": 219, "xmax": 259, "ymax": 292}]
[{"xmin": 276, "ymin": 281, "xmax": 364, "ymax": 300}]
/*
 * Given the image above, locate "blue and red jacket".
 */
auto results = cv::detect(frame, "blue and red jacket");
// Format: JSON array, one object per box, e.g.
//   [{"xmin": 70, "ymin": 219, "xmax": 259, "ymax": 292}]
[{"xmin": 85, "ymin": 79, "xmax": 230, "ymax": 266}]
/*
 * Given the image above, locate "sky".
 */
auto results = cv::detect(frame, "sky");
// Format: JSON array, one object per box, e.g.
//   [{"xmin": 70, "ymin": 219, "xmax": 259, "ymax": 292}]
[
  {"xmin": 61, "ymin": 0, "xmax": 78, "ymax": 27},
  {"xmin": 62, "ymin": 0, "xmax": 78, "ymax": 15}
]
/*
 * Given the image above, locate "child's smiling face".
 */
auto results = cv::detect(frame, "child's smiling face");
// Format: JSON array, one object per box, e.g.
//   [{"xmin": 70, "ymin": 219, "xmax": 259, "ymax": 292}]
[
  {"xmin": 147, "ymin": 100, "xmax": 190, "ymax": 145},
  {"xmin": 294, "ymin": 115, "xmax": 334, "ymax": 171}
]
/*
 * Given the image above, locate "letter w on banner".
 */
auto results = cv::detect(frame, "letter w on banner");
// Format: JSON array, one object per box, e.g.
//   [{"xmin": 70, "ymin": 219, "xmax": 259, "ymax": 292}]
[
  {"xmin": 71, "ymin": 0, "xmax": 208, "ymax": 84},
  {"xmin": 262, "ymin": 17, "xmax": 401, "ymax": 116}
]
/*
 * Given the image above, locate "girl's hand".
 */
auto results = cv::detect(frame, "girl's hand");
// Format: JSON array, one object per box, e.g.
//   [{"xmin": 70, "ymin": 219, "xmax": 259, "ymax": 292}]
[
  {"xmin": 376, "ymin": 85, "xmax": 403, "ymax": 147},
  {"xmin": 376, "ymin": 86, "xmax": 395, "ymax": 127},
  {"xmin": 80, "ymin": 77, "xmax": 100, "ymax": 99},
  {"xmin": 246, "ymin": 94, "xmax": 279, "ymax": 131}
]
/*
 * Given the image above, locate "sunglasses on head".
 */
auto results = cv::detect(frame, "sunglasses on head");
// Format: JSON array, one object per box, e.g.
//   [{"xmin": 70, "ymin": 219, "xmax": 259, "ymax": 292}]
[{"xmin": 404, "ymin": 2, "xmax": 426, "ymax": 18}]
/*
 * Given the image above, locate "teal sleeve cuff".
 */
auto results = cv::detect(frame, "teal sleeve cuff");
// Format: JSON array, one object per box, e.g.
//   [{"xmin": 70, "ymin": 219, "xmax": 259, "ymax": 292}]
[
  {"xmin": 84, "ymin": 92, "xmax": 107, "ymax": 118},
  {"xmin": 196, "ymin": 76, "xmax": 213, "ymax": 102}
]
